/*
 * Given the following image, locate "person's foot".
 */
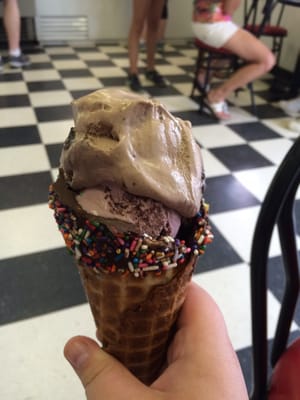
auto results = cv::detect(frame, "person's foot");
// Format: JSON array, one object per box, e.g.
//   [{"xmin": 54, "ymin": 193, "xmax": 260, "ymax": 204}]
[
  {"xmin": 204, "ymin": 97, "xmax": 230, "ymax": 120},
  {"xmin": 145, "ymin": 69, "xmax": 167, "ymax": 88},
  {"xmin": 127, "ymin": 73, "xmax": 143, "ymax": 92},
  {"xmin": 9, "ymin": 53, "xmax": 31, "ymax": 68}
]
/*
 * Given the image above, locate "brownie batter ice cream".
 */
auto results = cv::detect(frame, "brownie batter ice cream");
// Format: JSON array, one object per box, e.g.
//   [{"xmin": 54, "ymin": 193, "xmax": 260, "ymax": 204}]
[{"xmin": 48, "ymin": 88, "xmax": 213, "ymax": 384}]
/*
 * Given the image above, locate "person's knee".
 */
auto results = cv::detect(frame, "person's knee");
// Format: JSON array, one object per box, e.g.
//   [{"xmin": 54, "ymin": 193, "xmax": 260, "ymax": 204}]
[
  {"xmin": 147, "ymin": 19, "xmax": 160, "ymax": 34},
  {"xmin": 262, "ymin": 50, "xmax": 276, "ymax": 73},
  {"xmin": 130, "ymin": 19, "xmax": 145, "ymax": 37}
]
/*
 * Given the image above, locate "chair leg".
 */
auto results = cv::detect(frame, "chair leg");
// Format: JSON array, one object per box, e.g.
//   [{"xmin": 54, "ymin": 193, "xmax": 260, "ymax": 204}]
[
  {"xmin": 248, "ymin": 82, "xmax": 257, "ymax": 116},
  {"xmin": 191, "ymin": 49, "xmax": 205, "ymax": 98}
]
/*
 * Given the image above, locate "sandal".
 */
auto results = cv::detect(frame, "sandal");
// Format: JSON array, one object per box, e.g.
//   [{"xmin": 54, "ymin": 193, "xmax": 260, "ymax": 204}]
[{"xmin": 203, "ymin": 97, "xmax": 230, "ymax": 120}]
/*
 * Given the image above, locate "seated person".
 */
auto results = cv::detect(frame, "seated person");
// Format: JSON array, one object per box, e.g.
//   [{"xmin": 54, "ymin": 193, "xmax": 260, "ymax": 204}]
[{"xmin": 192, "ymin": 0, "xmax": 275, "ymax": 120}]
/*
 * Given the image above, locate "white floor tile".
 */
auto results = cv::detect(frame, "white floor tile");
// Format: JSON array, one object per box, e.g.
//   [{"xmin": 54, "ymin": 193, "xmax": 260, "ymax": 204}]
[
  {"xmin": 156, "ymin": 65, "xmax": 187, "ymax": 75},
  {"xmin": 110, "ymin": 58, "xmax": 131, "ymax": 68},
  {"xmin": 193, "ymin": 263, "xmax": 298, "ymax": 350},
  {"xmin": 154, "ymin": 95, "xmax": 199, "ymax": 112},
  {"xmin": 211, "ymin": 206, "xmax": 294, "ymax": 262},
  {"xmin": 178, "ymin": 49, "xmax": 198, "ymax": 58},
  {"xmin": 51, "ymin": 168, "xmax": 59, "ymax": 181},
  {"xmin": 29, "ymin": 53, "xmax": 51, "ymax": 62},
  {"xmin": 77, "ymin": 51, "xmax": 110, "ymax": 60},
  {"xmin": 46, "ymin": 47, "xmax": 75, "ymax": 55},
  {"xmin": 89, "ymin": 66, "xmax": 127, "ymax": 78},
  {"xmin": 165, "ymin": 56, "xmax": 195, "ymax": 66},
  {"xmin": 23, "ymin": 69, "xmax": 61, "ymax": 82},
  {"xmin": 0, "ymin": 304, "xmax": 94, "ymax": 400},
  {"xmin": 228, "ymin": 91, "xmax": 267, "ymax": 107},
  {"xmin": 262, "ymin": 118, "xmax": 300, "ymax": 139},
  {"xmin": 173, "ymin": 82, "xmax": 194, "ymax": 96},
  {"xmin": 0, "ymin": 81, "xmax": 28, "ymax": 95},
  {"xmin": 38, "ymin": 120, "xmax": 73, "ymax": 144},
  {"xmin": 63, "ymin": 77, "xmax": 103, "ymax": 91},
  {"xmin": 29, "ymin": 91, "xmax": 73, "ymax": 107},
  {"xmin": 0, "ymin": 144, "xmax": 50, "ymax": 176},
  {"xmin": 97, "ymin": 46, "xmax": 127, "ymax": 53},
  {"xmin": 0, "ymin": 204, "xmax": 65, "ymax": 260},
  {"xmin": 192, "ymin": 124, "xmax": 246, "ymax": 148},
  {"xmin": 222, "ymin": 106, "xmax": 258, "ymax": 125},
  {"xmin": 52, "ymin": 60, "xmax": 88, "ymax": 70},
  {"xmin": 0, "ymin": 107, "xmax": 36, "ymax": 128},
  {"xmin": 250, "ymin": 138, "xmax": 293, "ymax": 165},
  {"xmin": 233, "ymin": 166, "xmax": 277, "ymax": 202}
]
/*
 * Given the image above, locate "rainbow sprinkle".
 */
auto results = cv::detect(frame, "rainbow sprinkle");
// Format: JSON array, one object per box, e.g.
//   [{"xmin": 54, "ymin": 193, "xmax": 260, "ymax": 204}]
[{"xmin": 48, "ymin": 185, "xmax": 213, "ymax": 278}]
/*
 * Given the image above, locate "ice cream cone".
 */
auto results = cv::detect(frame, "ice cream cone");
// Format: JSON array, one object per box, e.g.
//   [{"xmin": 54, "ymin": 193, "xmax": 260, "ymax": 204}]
[
  {"xmin": 77, "ymin": 255, "xmax": 196, "ymax": 384},
  {"xmin": 48, "ymin": 88, "xmax": 214, "ymax": 385}
]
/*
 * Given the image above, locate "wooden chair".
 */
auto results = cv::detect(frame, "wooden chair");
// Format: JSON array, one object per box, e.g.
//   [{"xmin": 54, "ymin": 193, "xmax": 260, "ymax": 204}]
[{"xmin": 250, "ymin": 135, "xmax": 300, "ymax": 399}]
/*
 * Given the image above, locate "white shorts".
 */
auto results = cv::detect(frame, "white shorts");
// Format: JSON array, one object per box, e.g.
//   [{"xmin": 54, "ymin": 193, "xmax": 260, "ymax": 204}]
[{"xmin": 192, "ymin": 21, "xmax": 239, "ymax": 48}]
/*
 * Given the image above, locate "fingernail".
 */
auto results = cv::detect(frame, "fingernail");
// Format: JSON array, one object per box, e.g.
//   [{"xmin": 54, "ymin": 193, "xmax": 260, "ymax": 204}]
[{"xmin": 65, "ymin": 339, "xmax": 90, "ymax": 370}]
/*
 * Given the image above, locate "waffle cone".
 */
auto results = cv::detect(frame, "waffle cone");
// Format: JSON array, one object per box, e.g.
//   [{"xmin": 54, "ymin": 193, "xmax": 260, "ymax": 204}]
[{"xmin": 77, "ymin": 256, "xmax": 196, "ymax": 384}]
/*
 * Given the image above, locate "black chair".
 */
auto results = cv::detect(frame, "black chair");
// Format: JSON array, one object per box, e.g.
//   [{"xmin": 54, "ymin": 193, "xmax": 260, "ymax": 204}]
[
  {"xmin": 244, "ymin": 0, "xmax": 288, "ymax": 65},
  {"xmin": 191, "ymin": 38, "xmax": 256, "ymax": 119},
  {"xmin": 250, "ymin": 135, "xmax": 300, "ymax": 399}
]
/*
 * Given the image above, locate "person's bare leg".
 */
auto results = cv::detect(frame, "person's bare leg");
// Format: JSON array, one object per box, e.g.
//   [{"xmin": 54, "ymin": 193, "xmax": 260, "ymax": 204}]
[
  {"xmin": 207, "ymin": 29, "xmax": 275, "ymax": 105},
  {"xmin": 3, "ymin": 0, "xmax": 21, "ymax": 52},
  {"xmin": 157, "ymin": 17, "xmax": 167, "ymax": 42},
  {"xmin": 145, "ymin": 0, "xmax": 165, "ymax": 71},
  {"xmin": 128, "ymin": 0, "xmax": 150, "ymax": 75}
]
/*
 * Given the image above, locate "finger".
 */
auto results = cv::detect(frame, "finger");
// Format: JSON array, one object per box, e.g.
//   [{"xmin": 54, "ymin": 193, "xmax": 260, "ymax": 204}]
[
  {"xmin": 159, "ymin": 282, "xmax": 248, "ymax": 398},
  {"xmin": 64, "ymin": 336, "xmax": 154, "ymax": 400}
]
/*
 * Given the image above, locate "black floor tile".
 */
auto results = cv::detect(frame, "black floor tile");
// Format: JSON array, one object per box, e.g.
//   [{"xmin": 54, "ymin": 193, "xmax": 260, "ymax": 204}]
[
  {"xmin": 0, "ymin": 72, "xmax": 23, "ymax": 82},
  {"xmin": 0, "ymin": 172, "xmax": 53, "ymax": 209},
  {"xmin": 267, "ymin": 255, "xmax": 300, "ymax": 326},
  {"xmin": 243, "ymin": 103, "xmax": 287, "ymax": 119},
  {"xmin": 46, "ymin": 143, "xmax": 64, "ymax": 168},
  {"xmin": 229, "ymin": 121, "xmax": 281, "ymax": 141},
  {"xmin": 106, "ymin": 52, "xmax": 128, "ymax": 58},
  {"xmin": 0, "ymin": 125, "xmax": 41, "ymax": 147},
  {"xmin": 73, "ymin": 46, "xmax": 99, "ymax": 52},
  {"xmin": 145, "ymin": 85, "xmax": 182, "ymax": 96},
  {"xmin": 85, "ymin": 59, "xmax": 116, "ymax": 67},
  {"xmin": 0, "ymin": 248, "xmax": 86, "ymax": 325},
  {"xmin": 27, "ymin": 62, "xmax": 54, "ymax": 70},
  {"xmin": 173, "ymin": 110, "xmax": 216, "ymax": 126},
  {"xmin": 35, "ymin": 105, "xmax": 72, "ymax": 122},
  {"xmin": 49, "ymin": 54, "xmax": 79, "ymax": 60},
  {"xmin": 59, "ymin": 69, "xmax": 92, "ymax": 78},
  {"xmin": 210, "ymin": 144, "xmax": 274, "ymax": 171},
  {"xmin": 27, "ymin": 80, "xmax": 65, "ymax": 92},
  {"xmin": 99, "ymin": 77, "xmax": 127, "ymax": 87},
  {"xmin": 236, "ymin": 346, "xmax": 253, "ymax": 395},
  {"xmin": 205, "ymin": 175, "xmax": 260, "ymax": 213},
  {"xmin": 166, "ymin": 74, "xmax": 193, "ymax": 83},
  {"xmin": 195, "ymin": 221, "xmax": 243, "ymax": 272},
  {"xmin": 71, "ymin": 89, "xmax": 102, "ymax": 99},
  {"xmin": 295, "ymin": 199, "xmax": 300, "ymax": 235},
  {"xmin": 0, "ymin": 94, "xmax": 30, "ymax": 107}
]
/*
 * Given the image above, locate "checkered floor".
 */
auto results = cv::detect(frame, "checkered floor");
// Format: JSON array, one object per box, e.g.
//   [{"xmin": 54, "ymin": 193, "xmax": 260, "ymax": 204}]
[{"xmin": 0, "ymin": 41, "xmax": 299, "ymax": 399}]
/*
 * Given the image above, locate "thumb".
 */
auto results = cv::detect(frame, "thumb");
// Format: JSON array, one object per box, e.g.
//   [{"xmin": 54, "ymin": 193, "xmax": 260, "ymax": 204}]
[{"xmin": 64, "ymin": 336, "xmax": 152, "ymax": 400}]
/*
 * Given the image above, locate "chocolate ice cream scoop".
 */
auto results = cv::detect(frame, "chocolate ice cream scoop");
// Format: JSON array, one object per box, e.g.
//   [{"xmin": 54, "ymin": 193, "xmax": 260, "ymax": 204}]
[{"xmin": 60, "ymin": 88, "xmax": 205, "ymax": 218}]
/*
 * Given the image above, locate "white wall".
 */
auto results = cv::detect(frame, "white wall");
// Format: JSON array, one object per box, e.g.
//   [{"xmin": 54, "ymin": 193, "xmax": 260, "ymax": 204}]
[
  {"xmin": 34, "ymin": 0, "xmax": 299, "ymax": 71},
  {"xmin": 34, "ymin": 0, "xmax": 194, "ymax": 40}
]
